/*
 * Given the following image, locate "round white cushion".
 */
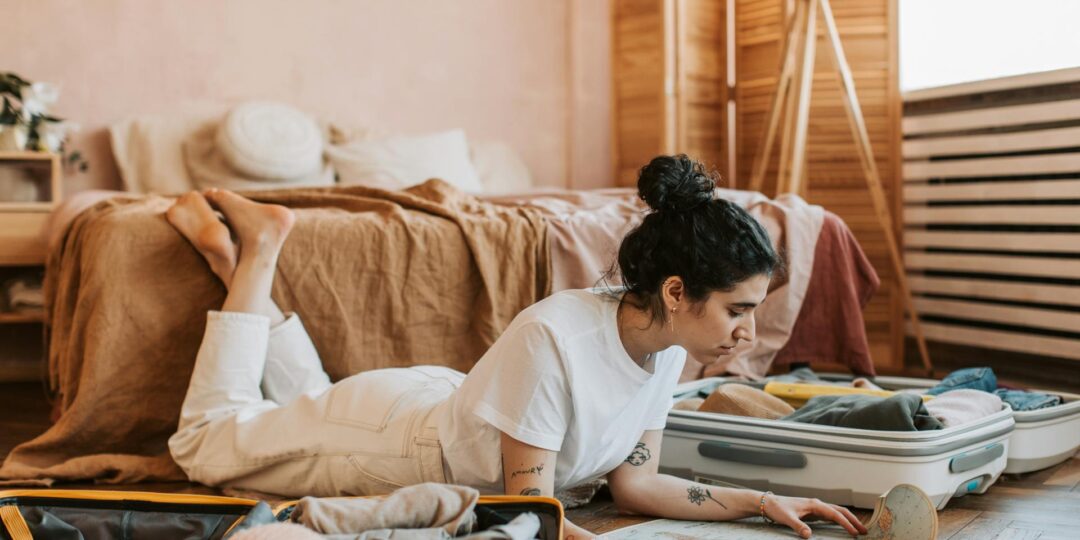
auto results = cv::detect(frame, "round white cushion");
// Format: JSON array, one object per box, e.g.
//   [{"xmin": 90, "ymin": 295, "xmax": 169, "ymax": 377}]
[{"xmin": 216, "ymin": 101, "xmax": 323, "ymax": 181}]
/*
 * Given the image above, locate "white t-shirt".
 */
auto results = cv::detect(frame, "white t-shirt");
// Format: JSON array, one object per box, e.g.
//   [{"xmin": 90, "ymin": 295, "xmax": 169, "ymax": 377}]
[{"xmin": 435, "ymin": 288, "xmax": 687, "ymax": 493}]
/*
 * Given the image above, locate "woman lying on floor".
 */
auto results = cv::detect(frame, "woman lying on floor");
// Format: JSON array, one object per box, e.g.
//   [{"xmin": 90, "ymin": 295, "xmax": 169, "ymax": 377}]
[{"xmin": 166, "ymin": 155, "xmax": 866, "ymax": 539}]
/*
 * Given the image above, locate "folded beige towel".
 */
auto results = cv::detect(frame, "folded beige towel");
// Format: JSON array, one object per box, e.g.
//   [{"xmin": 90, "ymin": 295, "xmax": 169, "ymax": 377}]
[
  {"xmin": 292, "ymin": 483, "xmax": 478, "ymax": 536},
  {"xmin": 671, "ymin": 397, "xmax": 705, "ymax": 411},
  {"xmin": 699, "ymin": 384, "xmax": 795, "ymax": 419}
]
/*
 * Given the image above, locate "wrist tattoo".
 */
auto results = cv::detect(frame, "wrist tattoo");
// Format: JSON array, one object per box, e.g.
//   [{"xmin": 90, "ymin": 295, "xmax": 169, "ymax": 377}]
[
  {"xmin": 520, "ymin": 487, "xmax": 541, "ymax": 496},
  {"xmin": 625, "ymin": 442, "xmax": 651, "ymax": 466},
  {"xmin": 510, "ymin": 464, "xmax": 545, "ymax": 478},
  {"xmin": 687, "ymin": 486, "xmax": 727, "ymax": 509}
]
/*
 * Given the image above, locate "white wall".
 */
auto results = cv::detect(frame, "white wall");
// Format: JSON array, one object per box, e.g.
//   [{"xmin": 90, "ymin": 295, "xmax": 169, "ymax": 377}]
[{"xmin": 1, "ymin": 0, "xmax": 613, "ymax": 192}]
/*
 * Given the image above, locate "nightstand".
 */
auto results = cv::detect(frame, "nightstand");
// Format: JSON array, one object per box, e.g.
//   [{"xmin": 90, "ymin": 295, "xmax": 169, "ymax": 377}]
[{"xmin": 0, "ymin": 151, "xmax": 61, "ymax": 381}]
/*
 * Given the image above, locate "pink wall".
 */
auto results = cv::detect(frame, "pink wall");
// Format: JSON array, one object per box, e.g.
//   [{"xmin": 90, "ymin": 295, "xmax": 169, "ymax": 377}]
[{"xmin": 2, "ymin": 0, "xmax": 613, "ymax": 193}]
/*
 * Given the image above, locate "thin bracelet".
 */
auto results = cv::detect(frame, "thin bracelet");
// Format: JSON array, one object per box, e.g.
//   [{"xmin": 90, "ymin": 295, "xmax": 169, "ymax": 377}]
[{"xmin": 760, "ymin": 491, "xmax": 775, "ymax": 524}]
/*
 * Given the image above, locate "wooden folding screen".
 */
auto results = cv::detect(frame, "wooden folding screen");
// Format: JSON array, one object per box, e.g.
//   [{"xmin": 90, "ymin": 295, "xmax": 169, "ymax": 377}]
[
  {"xmin": 614, "ymin": 0, "xmax": 903, "ymax": 368},
  {"xmin": 612, "ymin": 0, "xmax": 728, "ymax": 185}
]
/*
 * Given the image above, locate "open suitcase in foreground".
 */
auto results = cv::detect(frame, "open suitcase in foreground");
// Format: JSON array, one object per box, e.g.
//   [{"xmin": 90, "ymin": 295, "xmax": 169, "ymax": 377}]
[
  {"xmin": 0, "ymin": 489, "xmax": 564, "ymax": 540},
  {"xmin": 660, "ymin": 376, "xmax": 1015, "ymax": 510}
]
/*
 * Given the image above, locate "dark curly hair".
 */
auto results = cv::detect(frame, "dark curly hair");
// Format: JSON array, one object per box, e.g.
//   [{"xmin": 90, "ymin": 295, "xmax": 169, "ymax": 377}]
[{"xmin": 613, "ymin": 154, "xmax": 779, "ymax": 323}]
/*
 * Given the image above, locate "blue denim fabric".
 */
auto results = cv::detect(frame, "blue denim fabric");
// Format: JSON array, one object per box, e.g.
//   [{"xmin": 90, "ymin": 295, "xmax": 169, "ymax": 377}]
[
  {"xmin": 994, "ymin": 389, "xmax": 1062, "ymax": 411},
  {"xmin": 926, "ymin": 367, "xmax": 997, "ymax": 396}
]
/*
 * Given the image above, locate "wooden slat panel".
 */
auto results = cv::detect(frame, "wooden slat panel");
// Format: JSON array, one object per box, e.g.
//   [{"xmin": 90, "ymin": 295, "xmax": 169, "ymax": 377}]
[
  {"xmin": 613, "ymin": 0, "xmax": 667, "ymax": 187},
  {"xmin": 905, "ymin": 252, "xmax": 1080, "ymax": 279},
  {"xmin": 903, "ymin": 126, "xmax": 1080, "ymax": 159},
  {"xmin": 678, "ymin": 0, "xmax": 726, "ymax": 173},
  {"xmin": 904, "ymin": 205, "xmax": 1080, "ymax": 225},
  {"xmin": 906, "ymin": 322, "xmax": 1080, "ymax": 361},
  {"xmin": 909, "ymin": 275, "xmax": 1080, "ymax": 306},
  {"xmin": 903, "ymin": 179, "xmax": 1080, "ymax": 202},
  {"xmin": 902, "ymin": 66, "xmax": 1080, "ymax": 102},
  {"xmin": 902, "ymin": 98, "xmax": 1080, "ymax": 136},
  {"xmin": 904, "ymin": 153, "xmax": 1080, "ymax": 181},
  {"xmin": 904, "ymin": 231, "xmax": 1080, "ymax": 253},
  {"xmin": 913, "ymin": 297, "xmax": 1080, "ymax": 333}
]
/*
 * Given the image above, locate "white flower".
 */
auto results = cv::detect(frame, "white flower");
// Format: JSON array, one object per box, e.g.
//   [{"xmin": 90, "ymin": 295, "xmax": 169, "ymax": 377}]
[{"xmin": 20, "ymin": 82, "xmax": 60, "ymax": 119}]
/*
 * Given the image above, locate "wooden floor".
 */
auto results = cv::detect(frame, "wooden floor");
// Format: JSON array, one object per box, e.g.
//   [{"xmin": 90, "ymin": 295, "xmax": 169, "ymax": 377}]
[{"xmin": 2, "ymin": 381, "xmax": 1079, "ymax": 539}]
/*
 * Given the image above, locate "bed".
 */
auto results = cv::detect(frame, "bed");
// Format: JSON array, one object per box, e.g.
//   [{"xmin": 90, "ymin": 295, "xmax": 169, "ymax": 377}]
[{"xmin": 0, "ymin": 104, "xmax": 879, "ymax": 486}]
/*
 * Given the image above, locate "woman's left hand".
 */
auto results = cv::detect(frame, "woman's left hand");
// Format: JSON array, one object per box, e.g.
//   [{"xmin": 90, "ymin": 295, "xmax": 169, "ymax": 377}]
[{"xmin": 763, "ymin": 493, "xmax": 868, "ymax": 538}]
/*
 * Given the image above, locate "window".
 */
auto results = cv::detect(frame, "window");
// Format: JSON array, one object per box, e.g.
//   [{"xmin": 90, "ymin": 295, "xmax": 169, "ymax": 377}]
[{"xmin": 900, "ymin": 0, "xmax": 1080, "ymax": 91}]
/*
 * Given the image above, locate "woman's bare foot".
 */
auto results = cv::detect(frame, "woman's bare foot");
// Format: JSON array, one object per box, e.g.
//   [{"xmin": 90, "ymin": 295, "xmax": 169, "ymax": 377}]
[
  {"xmin": 202, "ymin": 188, "xmax": 295, "ymax": 258},
  {"xmin": 165, "ymin": 191, "xmax": 238, "ymax": 287}
]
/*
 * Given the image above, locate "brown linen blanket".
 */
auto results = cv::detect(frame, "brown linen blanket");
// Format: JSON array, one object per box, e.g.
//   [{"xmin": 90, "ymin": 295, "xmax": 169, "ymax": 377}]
[
  {"xmin": 769, "ymin": 212, "xmax": 881, "ymax": 375},
  {"xmin": 0, "ymin": 180, "xmax": 549, "ymax": 485}
]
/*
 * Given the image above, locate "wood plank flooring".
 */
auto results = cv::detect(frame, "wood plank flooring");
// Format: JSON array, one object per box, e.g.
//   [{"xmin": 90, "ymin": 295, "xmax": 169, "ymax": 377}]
[{"xmin": 2, "ymin": 382, "xmax": 1078, "ymax": 538}]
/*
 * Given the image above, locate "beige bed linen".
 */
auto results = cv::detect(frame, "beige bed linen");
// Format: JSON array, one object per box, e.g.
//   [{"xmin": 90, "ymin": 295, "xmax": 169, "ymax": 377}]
[
  {"xmin": 0, "ymin": 180, "xmax": 549, "ymax": 485},
  {"xmin": 485, "ymin": 188, "xmax": 824, "ymax": 380}
]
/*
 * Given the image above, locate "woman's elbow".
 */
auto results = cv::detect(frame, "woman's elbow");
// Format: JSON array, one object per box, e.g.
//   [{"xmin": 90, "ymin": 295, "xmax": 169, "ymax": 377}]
[{"xmin": 609, "ymin": 480, "xmax": 646, "ymax": 516}]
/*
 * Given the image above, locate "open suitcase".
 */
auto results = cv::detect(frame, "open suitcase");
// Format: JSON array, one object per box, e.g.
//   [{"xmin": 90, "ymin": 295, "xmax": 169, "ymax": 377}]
[
  {"xmin": 0, "ymin": 489, "xmax": 564, "ymax": 540},
  {"xmin": 861, "ymin": 374, "xmax": 1080, "ymax": 474},
  {"xmin": 660, "ymin": 377, "xmax": 1015, "ymax": 510}
]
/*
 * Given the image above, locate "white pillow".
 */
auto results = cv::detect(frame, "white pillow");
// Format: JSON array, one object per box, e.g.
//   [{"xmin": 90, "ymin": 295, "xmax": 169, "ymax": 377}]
[
  {"xmin": 327, "ymin": 129, "xmax": 484, "ymax": 193},
  {"xmin": 217, "ymin": 101, "xmax": 324, "ymax": 181},
  {"xmin": 470, "ymin": 140, "xmax": 533, "ymax": 193}
]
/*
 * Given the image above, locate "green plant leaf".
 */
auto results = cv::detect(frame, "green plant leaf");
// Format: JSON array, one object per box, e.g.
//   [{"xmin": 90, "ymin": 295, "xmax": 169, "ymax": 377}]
[{"xmin": 0, "ymin": 96, "xmax": 18, "ymax": 125}]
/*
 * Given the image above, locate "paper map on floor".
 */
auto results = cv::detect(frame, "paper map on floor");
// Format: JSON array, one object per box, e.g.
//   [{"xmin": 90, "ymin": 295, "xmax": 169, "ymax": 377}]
[{"xmin": 599, "ymin": 484, "xmax": 938, "ymax": 540}]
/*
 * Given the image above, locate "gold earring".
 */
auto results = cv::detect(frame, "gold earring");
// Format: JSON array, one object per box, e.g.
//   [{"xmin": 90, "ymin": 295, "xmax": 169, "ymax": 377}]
[{"xmin": 669, "ymin": 306, "xmax": 676, "ymax": 333}]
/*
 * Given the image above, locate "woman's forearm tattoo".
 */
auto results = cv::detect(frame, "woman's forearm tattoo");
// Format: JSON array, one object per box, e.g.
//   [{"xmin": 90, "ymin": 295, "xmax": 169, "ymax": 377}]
[
  {"xmin": 510, "ymin": 464, "xmax": 545, "ymax": 478},
  {"xmin": 687, "ymin": 486, "xmax": 727, "ymax": 509},
  {"xmin": 625, "ymin": 442, "xmax": 651, "ymax": 466},
  {"xmin": 520, "ymin": 487, "xmax": 541, "ymax": 496}
]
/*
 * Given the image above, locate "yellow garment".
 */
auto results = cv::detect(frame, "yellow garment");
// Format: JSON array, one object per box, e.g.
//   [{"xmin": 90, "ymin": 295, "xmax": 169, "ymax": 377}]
[{"xmin": 764, "ymin": 381, "xmax": 932, "ymax": 409}]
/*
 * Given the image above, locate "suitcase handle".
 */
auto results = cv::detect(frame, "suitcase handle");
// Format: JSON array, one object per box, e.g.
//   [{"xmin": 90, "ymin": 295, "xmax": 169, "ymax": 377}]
[
  {"xmin": 949, "ymin": 443, "xmax": 1005, "ymax": 473},
  {"xmin": 697, "ymin": 441, "xmax": 807, "ymax": 469}
]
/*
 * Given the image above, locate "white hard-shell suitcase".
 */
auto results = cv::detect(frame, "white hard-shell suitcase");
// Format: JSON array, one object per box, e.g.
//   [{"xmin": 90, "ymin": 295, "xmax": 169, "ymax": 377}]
[
  {"xmin": 862, "ymin": 375, "xmax": 1080, "ymax": 474},
  {"xmin": 660, "ymin": 377, "xmax": 1014, "ymax": 510}
]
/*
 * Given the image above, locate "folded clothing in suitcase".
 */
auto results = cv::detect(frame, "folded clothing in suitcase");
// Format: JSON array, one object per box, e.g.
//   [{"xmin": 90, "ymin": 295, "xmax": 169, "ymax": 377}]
[
  {"xmin": 661, "ymin": 377, "xmax": 1015, "ymax": 510},
  {"xmin": 861, "ymin": 374, "xmax": 1080, "ymax": 474},
  {"xmin": 0, "ymin": 489, "xmax": 563, "ymax": 540}
]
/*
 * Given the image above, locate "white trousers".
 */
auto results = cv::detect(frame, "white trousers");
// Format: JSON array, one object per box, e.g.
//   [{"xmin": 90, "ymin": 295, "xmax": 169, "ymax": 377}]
[{"xmin": 168, "ymin": 311, "xmax": 463, "ymax": 497}]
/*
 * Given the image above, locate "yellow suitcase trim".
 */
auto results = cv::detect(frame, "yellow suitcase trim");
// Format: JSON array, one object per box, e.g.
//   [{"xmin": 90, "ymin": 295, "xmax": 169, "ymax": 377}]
[
  {"xmin": 0, "ymin": 489, "xmax": 262, "ymax": 540},
  {"xmin": 0, "ymin": 488, "xmax": 260, "ymax": 507}
]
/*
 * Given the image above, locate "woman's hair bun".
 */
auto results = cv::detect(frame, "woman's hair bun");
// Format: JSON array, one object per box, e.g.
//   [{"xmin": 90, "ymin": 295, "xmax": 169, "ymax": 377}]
[{"xmin": 637, "ymin": 154, "xmax": 716, "ymax": 213}]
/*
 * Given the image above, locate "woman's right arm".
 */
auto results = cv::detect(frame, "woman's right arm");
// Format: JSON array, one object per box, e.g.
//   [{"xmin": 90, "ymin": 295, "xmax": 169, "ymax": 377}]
[{"xmin": 500, "ymin": 431, "xmax": 595, "ymax": 540}]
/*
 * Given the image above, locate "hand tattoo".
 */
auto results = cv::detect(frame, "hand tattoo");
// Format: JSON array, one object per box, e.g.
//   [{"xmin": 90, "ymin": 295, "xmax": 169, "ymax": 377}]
[
  {"xmin": 687, "ymin": 486, "xmax": 727, "ymax": 509},
  {"xmin": 510, "ymin": 464, "xmax": 545, "ymax": 478},
  {"xmin": 520, "ymin": 487, "xmax": 541, "ymax": 496},
  {"xmin": 625, "ymin": 442, "xmax": 651, "ymax": 466}
]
